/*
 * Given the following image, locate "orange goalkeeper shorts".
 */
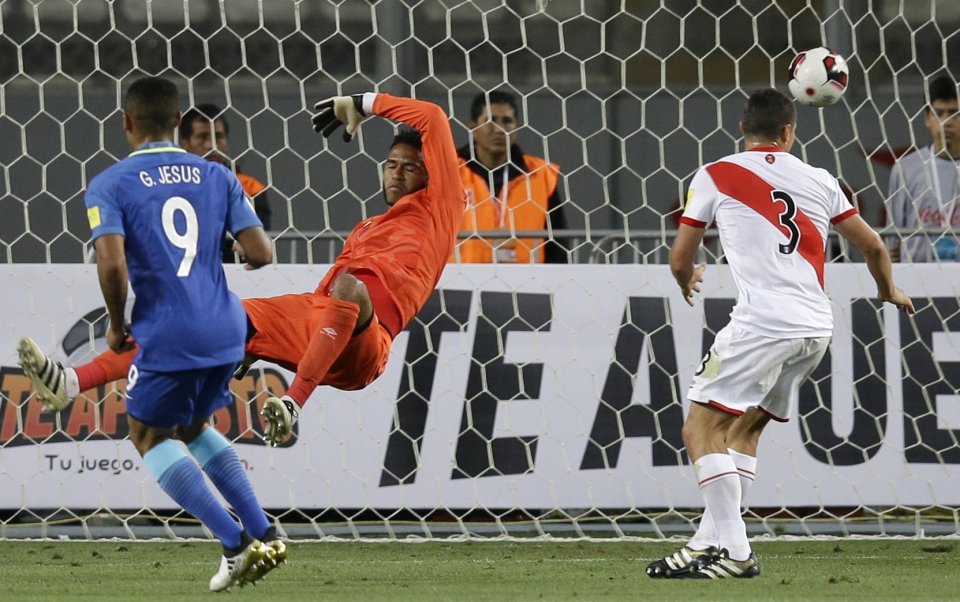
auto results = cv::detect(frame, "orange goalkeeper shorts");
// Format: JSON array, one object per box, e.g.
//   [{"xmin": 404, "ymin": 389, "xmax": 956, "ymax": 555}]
[{"xmin": 241, "ymin": 293, "xmax": 391, "ymax": 391}]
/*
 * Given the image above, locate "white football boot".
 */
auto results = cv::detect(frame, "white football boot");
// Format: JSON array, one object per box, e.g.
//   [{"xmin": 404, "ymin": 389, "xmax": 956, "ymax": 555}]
[{"xmin": 17, "ymin": 337, "xmax": 72, "ymax": 412}]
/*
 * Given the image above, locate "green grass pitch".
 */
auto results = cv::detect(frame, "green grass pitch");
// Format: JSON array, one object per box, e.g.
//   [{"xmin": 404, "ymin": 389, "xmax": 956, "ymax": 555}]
[{"xmin": 1, "ymin": 539, "xmax": 957, "ymax": 601}]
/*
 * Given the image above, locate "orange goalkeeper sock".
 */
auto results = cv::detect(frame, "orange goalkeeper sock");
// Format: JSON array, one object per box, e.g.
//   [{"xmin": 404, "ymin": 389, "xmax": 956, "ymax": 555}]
[
  {"xmin": 286, "ymin": 299, "xmax": 360, "ymax": 407},
  {"xmin": 75, "ymin": 345, "xmax": 138, "ymax": 392}
]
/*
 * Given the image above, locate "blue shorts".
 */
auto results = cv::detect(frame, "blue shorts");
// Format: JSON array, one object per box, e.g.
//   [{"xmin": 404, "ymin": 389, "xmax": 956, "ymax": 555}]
[{"xmin": 124, "ymin": 363, "xmax": 235, "ymax": 428}]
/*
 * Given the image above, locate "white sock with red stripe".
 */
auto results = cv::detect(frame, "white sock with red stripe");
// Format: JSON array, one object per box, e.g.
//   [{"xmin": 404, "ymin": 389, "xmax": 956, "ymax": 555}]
[
  {"xmin": 728, "ymin": 447, "xmax": 757, "ymax": 500},
  {"xmin": 688, "ymin": 450, "xmax": 758, "ymax": 551},
  {"xmin": 694, "ymin": 453, "xmax": 750, "ymax": 561}
]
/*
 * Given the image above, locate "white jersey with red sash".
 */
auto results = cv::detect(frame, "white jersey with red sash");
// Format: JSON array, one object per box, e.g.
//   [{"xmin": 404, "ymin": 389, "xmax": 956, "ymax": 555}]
[{"xmin": 681, "ymin": 146, "xmax": 857, "ymax": 338}]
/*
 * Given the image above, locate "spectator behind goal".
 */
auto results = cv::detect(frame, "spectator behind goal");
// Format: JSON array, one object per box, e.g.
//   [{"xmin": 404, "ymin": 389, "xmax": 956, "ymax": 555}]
[
  {"xmin": 887, "ymin": 74, "xmax": 960, "ymax": 262},
  {"xmin": 454, "ymin": 90, "xmax": 567, "ymax": 264}
]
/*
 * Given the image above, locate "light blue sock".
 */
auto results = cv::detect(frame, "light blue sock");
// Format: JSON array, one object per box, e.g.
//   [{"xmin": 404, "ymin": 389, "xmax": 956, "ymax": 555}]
[
  {"xmin": 188, "ymin": 428, "xmax": 271, "ymax": 540},
  {"xmin": 144, "ymin": 439, "xmax": 243, "ymax": 549}
]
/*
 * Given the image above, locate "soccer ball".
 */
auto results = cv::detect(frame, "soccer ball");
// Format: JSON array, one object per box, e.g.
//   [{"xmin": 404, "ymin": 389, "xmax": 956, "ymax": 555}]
[{"xmin": 787, "ymin": 47, "xmax": 849, "ymax": 107}]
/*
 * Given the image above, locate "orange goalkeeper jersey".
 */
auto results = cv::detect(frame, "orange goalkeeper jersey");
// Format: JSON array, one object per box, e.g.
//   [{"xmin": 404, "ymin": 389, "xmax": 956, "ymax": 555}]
[{"xmin": 317, "ymin": 93, "xmax": 466, "ymax": 338}]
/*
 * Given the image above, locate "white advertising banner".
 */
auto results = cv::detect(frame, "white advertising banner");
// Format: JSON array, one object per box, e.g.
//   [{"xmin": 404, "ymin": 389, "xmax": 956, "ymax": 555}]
[{"xmin": 0, "ymin": 263, "xmax": 958, "ymax": 511}]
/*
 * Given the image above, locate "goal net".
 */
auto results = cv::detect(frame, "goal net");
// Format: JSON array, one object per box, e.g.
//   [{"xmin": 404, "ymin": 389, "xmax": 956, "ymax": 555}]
[{"xmin": 1, "ymin": 0, "xmax": 958, "ymax": 540}]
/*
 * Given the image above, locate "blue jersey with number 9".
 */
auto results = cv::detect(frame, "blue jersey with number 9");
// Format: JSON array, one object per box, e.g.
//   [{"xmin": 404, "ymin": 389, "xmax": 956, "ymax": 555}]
[{"xmin": 84, "ymin": 141, "xmax": 262, "ymax": 371}]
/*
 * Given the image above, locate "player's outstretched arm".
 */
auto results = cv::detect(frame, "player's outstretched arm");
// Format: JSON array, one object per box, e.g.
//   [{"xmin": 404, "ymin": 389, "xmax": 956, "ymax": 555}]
[
  {"xmin": 670, "ymin": 224, "xmax": 707, "ymax": 306},
  {"xmin": 834, "ymin": 214, "xmax": 915, "ymax": 314}
]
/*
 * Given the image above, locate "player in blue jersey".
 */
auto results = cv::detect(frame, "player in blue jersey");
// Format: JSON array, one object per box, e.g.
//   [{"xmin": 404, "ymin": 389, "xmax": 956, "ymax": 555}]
[{"xmin": 80, "ymin": 76, "xmax": 278, "ymax": 591}]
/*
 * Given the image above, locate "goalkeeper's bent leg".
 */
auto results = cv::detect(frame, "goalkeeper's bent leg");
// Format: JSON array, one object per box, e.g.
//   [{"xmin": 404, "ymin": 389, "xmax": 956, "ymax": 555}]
[{"xmin": 285, "ymin": 298, "xmax": 359, "ymax": 406}]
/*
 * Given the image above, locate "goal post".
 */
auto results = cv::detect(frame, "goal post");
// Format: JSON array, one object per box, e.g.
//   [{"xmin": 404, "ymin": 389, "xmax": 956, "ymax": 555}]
[{"xmin": 1, "ymin": 1, "xmax": 959, "ymax": 540}]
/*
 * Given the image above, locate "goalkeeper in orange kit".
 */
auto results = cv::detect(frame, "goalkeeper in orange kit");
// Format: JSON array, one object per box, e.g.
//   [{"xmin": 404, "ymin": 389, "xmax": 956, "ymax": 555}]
[{"xmin": 18, "ymin": 92, "xmax": 467, "ymax": 447}]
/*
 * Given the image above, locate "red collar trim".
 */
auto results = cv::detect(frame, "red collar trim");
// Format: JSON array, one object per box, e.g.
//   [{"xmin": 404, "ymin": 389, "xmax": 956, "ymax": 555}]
[{"xmin": 746, "ymin": 145, "xmax": 782, "ymax": 152}]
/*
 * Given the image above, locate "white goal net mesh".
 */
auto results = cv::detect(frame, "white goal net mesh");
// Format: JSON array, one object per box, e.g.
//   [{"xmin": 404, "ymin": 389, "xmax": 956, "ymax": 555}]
[{"xmin": 1, "ymin": 0, "xmax": 958, "ymax": 540}]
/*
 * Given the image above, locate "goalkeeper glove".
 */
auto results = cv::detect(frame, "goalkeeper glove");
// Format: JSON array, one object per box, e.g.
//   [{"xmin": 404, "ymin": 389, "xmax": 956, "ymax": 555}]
[{"xmin": 312, "ymin": 95, "xmax": 366, "ymax": 142}]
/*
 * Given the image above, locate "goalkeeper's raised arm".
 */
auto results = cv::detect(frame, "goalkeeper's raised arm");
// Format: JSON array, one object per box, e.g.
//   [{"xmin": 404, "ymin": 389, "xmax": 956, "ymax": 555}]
[{"xmin": 313, "ymin": 93, "xmax": 464, "ymax": 217}]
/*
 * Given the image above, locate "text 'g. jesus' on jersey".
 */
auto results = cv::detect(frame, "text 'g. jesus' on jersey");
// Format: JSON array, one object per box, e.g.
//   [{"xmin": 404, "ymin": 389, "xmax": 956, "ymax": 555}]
[
  {"xmin": 85, "ymin": 142, "xmax": 263, "ymax": 370},
  {"xmin": 681, "ymin": 147, "xmax": 857, "ymax": 338},
  {"xmin": 317, "ymin": 93, "xmax": 467, "ymax": 338}
]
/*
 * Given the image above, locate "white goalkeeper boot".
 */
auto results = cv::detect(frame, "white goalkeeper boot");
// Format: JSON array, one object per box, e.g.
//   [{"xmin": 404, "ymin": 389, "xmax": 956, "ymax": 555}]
[
  {"xmin": 209, "ymin": 538, "xmax": 269, "ymax": 592},
  {"xmin": 17, "ymin": 337, "xmax": 72, "ymax": 412},
  {"xmin": 260, "ymin": 395, "xmax": 299, "ymax": 447}
]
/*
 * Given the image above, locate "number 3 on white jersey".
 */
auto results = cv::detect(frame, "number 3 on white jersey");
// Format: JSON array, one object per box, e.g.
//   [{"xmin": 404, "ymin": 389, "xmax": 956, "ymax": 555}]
[
  {"xmin": 161, "ymin": 196, "xmax": 198, "ymax": 277},
  {"xmin": 771, "ymin": 190, "xmax": 800, "ymax": 255}
]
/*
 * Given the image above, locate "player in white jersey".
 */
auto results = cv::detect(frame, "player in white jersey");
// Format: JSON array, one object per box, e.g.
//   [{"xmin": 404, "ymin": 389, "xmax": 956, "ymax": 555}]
[{"xmin": 647, "ymin": 88, "xmax": 915, "ymax": 580}]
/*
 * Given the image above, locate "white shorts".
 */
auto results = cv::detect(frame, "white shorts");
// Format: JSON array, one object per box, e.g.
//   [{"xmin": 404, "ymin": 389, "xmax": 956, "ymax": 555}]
[{"xmin": 687, "ymin": 324, "xmax": 830, "ymax": 422}]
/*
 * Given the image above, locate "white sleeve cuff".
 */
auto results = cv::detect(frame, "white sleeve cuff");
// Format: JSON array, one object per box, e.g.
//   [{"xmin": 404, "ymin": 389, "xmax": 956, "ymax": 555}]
[{"xmin": 362, "ymin": 92, "xmax": 377, "ymax": 115}]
